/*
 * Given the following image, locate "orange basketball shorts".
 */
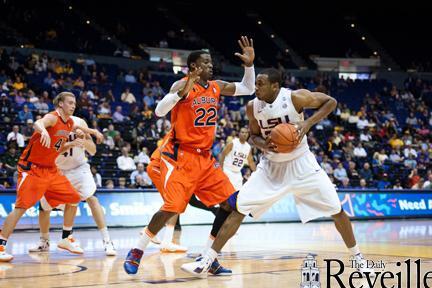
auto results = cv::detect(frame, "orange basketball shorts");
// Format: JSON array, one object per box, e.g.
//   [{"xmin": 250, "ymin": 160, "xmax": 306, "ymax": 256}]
[
  {"xmin": 155, "ymin": 143, "xmax": 235, "ymax": 213},
  {"xmin": 15, "ymin": 163, "xmax": 81, "ymax": 209}
]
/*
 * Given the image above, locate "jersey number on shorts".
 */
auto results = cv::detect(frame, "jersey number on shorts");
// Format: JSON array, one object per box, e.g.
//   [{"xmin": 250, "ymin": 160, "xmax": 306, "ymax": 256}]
[
  {"xmin": 194, "ymin": 107, "xmax": 217, "ymax": 127},
  {"xmin": 232, "ymin": 158, "xmax": 243, "ymax": 167},
  {"xmin": 62, "ymin": 134, "xmax": 77, "ymax": 157}
]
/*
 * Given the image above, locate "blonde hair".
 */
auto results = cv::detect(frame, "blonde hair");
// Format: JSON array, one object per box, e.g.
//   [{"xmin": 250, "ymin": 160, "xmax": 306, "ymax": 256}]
[{"xmin": 53, "ymin": 92, "xmax": 75, "ymax": 107}]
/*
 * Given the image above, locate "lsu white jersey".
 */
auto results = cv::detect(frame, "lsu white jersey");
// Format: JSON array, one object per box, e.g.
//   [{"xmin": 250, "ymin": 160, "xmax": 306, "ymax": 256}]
[
  {"xmin": 253, "ymin": 87, "xmax": 309, "ymax": 162},
  {"xmin": 223, "ymin": 138, "xmax": 251, "ymax": 172},
  {"xmin": 55, "ymin": 116, "xmax": 88, "ymax": 170}
]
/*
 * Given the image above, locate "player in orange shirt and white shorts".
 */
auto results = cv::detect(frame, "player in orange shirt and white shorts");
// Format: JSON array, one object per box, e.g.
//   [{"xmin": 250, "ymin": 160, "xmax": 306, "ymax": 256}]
[{"xmin": 124, "ymin": 37, "xmax": 256, "ymax": 275}]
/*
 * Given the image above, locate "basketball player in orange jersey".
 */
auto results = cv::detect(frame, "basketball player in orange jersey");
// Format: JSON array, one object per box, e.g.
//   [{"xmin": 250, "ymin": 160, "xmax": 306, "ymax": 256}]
[
  {"xmin": 0, "ymin": 92, "xmax": 103, "ymax": 262},
  {"xmin": 124, "ymin": 36, "xmax": 256, "ymax": 275},
  {"xmin": 182, "ymin": 68, "xmax": 375, "ymax": 278}
]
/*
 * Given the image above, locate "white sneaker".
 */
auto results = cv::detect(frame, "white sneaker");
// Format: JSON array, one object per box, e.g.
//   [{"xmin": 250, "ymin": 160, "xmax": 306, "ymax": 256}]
[
  {"xmin": 103, "ymin": 240, "xmax": 117, "ymax": 256},
  {"xmin": 352, "ymin": 254, "xmax": 376, "ymax": 277},
  {"xmin": 29, "ymin": 238, "xmax": 50, "ymax": 252},
  {"xmin": 57, "ymin": 236, "xmax": 84, "ymax": 254},
  {"xmin": 0, "ymin": 245, "xmax": 13, "ymax": 262},
  {"xmin": 140, "ymin": 227, "xmax": 161, "ymax": 244},
  {"xmin": 181, "ymin": 256, "xmax": 212, "ymax": 278},
  {"xmin": 160, "ymin": 242, "xmax": 188, "ymax": 253}
]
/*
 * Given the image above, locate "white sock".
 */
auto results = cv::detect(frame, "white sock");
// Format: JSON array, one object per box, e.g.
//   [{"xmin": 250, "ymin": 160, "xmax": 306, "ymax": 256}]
[
  {"xmin": 202, "ymin": 235, "xmax": 214, "ymax": 254},
  {"xmin": 41, "ymin": 233, "xmax": 50, "ymax": 241},
  {"xmin": 162, "ymin": 225, "xmax": 174, "ymax": 246},
  {"xmin": 99, "ymin": 227, "xmax": 110, "ymax": 242},
  {"xmin": 136, "ymin": 228, "xmax": 153, "ymax": 251},
  {"xmin": 63, "ymin": 225, "xmax": 72, "ymax": 231},
  {"xmin": 349, "ymin": 244, "xmax": 361, "ymax": 256},
  {"xmin": 204, "ymin": 248, "xmax": 218, "ymax": 263}
]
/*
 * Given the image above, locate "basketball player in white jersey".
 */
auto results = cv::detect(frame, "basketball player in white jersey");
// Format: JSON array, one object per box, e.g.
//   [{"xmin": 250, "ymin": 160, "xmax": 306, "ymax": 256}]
[
  {"xmin": 182, "ymin": 68, "xmax": 375, "ymax": 277},
  {"xmin": 220, "ymin": 127, "xmax": 256, "ymax": 191},
  {"xmin": 29, "ymin": 115, "xmax": 116, "ymax": 256}
]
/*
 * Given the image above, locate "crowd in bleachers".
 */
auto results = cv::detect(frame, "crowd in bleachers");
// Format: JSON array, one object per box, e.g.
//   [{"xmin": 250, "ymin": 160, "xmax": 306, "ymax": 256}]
[{"xmin": 1, "ymin": 47, "xmax": 431, "ymax": 191}]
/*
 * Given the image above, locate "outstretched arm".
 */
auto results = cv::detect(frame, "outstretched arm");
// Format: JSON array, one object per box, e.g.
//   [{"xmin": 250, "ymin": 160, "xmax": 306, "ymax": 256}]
[
  {"xmin": 216, "ymin": 36, "xmax": 255, "ymax": 96},
  {"xmin": 247, "ymin": 151, "xmax": 256, "ymax": 171},
  {"xmin": 291, "ymin": 89, "xmax": 337, "ymax": 141}
]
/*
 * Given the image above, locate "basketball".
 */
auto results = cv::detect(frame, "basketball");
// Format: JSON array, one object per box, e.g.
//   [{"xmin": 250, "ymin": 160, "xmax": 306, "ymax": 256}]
[{"xmin": 270, "ymin": 123, "xmax": 300, "ymax": 153}]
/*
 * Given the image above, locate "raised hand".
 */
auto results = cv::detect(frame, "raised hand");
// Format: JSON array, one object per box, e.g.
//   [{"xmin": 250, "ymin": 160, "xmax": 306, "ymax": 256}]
[{"xmin": 235, "ymin": 36, "xmax": 255, "ymax": 67}]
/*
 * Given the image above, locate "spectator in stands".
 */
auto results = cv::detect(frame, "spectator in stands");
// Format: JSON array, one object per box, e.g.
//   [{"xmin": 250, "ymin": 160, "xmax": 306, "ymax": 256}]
[
  {"xmin": 320, "ymin": 155, "xmax": 333, "ymax": 175},
  {"xmin": 359, "ymin": 179, "xmax": 368, "ymax": 189},
  {"xmin": 43, "ymin": 72, "xmax": 55, "ymax": 86},
  {"xmin": 143, "ymin": 90, "xmax": 155, "ymax": 108},
  {"xmin": 112, "ymin": 106, "xmax": 127, "ymax": 123},
  {"xmin": 359, "ymin": 130, "xmax": 372, "ymax": 143},
  {"xmin": 21, "ymin": 119, "xmax": 34, "ymax": 141},
  {"xmin": 146, "ymin": 123, "xmax": 159, "ymax": 140},
  {"xmin": 18, "ymin": 104, "xmax": 33, "ymax": 123},
  {"xmin": 100, "ymin": 89, "xmax": 115, "ymax": 104},
  {"xmin": 406, "ymin": 112, "xmax": 418, "ymax": 127},
  {"xmin": 117, "ymin": 147, "xmax": 136, "ymax": 171},
  {"xmin": 403, "ymin": 144, "xmax": 418, "ymax": 158},
  {"xmin": 358, "ymin": 163, "xmax": 373, "ymax": 182},
  {"xmin": 152, "ymin": 81, "xmax": 165, "ymax": 97},
  {"xmin": 356, "ymin": 116, "xmax": 369, "ymax": 130},
  {"xmin": 333, "ymin": 163, "xmax": 347, "ymax": 182},
  {"xmin": 412, "ymin": 178, "xmax": 425, "ymax": 189},
  {"xmin": 377, "ymin": 173, "xmax": 391, "ymax": 189},
  {"xmin": 389, "ymin": 134, "xmax": 403, "ymax": 149},
  {"xmin": 423, "ymin": 172, "xmax": 432, "ymax": 189},
  {"xmin": 389, "ymin": 148, "xmax": 404, "ymax": 163},
  {"xmin": 353, "ymin": 143, "xmax": 367, "ymax": 158},
  {"xmin": 408, "ymin": 169, "xmax": 420, "ymax": 187},
  {"xmin": 393, "ymin": 180, "xmax": 403, "ymax": 189},
  {"xmin": 98, "ymin": 101, "xmax": 112, "ymax": 118},
  {"xmin": 105, "ymin": 179, "xmax": 115, "ymax": 189},
  {"xmin": 14, "ymin": 91, "xmax": 26, "ymax": 106},
  {"xmin": 135, "ymin": 147, "xmax": 150, "ymax": 165},
  {"xmin": 340, "ymin": 178, "xmax": 351, "ymax": 188},
  {"xmin": 7, "ymin": 125, "xmax": 25, "ymax": 148},
  {"xmin": 404, "ymin": 155, "xmax": 417, "ymax": 169},
  {"xmin": 130, "ymin": 163, "xmax": 152, "ymax": 187},
  {"xmin": 118, "ymin": 177, "xmax": 127, "ymax": 188},
  {"xmin": 1, "ymin": 146, "xmax": 18, "ymax": 174},
  {"xmin": 102, "ymin": 128, "xmax": 115, "ymax": 150},
  {"xmin": 91, "ymin": 166, "xmax": 102, "ymax": 188},
  {"xmin": 121, "ymin": 87, "xmax": 136, "ymax": 104},
  {"xmin": 124, "ymin": 70, "xmax": 137, "ymax": 83},
  {"xmin": 373, "ymin": 149, "xmax": 388, "ymax": 166}
]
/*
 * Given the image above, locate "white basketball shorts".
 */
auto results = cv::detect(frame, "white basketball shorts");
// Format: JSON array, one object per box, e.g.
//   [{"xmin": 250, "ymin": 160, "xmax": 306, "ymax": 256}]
[
  {"xmin": 224, "ymin": 169, "xmax": 243, "ymax": 191},
  {"xmin": 237, "ymin": 151, "xmax": 341, "ymax": 223}
]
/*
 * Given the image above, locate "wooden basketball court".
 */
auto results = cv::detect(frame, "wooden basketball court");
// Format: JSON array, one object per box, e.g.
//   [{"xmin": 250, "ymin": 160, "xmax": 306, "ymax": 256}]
[{"xmin": 1, "ymin": 219, "xmax": 431, "ymax": 287}]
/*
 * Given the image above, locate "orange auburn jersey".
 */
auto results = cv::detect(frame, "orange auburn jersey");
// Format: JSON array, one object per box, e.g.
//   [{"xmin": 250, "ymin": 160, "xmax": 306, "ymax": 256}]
[
  {"xmin": 167, "ymin": 80, "xmax": 221, "ymax": 150},
  {"xmin": 19, "ymin": 111, "xmax": 74, "ymax": 167}
]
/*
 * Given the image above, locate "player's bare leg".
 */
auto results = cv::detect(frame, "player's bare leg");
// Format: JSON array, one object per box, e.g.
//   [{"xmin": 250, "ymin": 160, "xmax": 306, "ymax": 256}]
[
  {"xmin": 331, "ymin": 209, "xmax": 374, "ymax": 275},
  {"xmin": 0, "ymin": 208, "xmax": 27, "ymax": 261},
  {"xmin": 29, "ymin": 210, "xmax": 51, "ymax": 252},
  {"xmin": 160, "ymin": 214, "xmax": 187, "ymax": 253},
  {"xmin": 57, "ymin": 204, "xmax": 83, "ymax": 254},
  {"xmin": 86, "ymin": 196, "xmax": 116, "ymax": 255}
]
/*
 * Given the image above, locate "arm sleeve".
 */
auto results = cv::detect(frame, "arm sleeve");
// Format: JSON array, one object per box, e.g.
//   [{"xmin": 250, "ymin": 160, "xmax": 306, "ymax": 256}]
[
  {"xmin": 155, "ymin": 92, "xmax": 182, "ymax": 117},
  {"xmin": 233, "ymin": 65, "xmax": 255, "ymax": 96}
]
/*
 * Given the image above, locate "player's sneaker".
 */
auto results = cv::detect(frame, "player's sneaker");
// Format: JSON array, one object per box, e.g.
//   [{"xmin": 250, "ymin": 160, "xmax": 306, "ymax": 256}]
[
  {"xmin": 352, "ymin": 254, "xmax": 376, "ymax": 277},
  {"xmin": 29, "ymin": 238, "xmax": 50, "ymax": 252},
  {"xmin": 0, "ymin": 245, "xmax": 13, "ymax": 262},
  {"xmin": 57, "ymin": 235, "xmax": 84, "ymax": 254},
  {"xmin": 124, "ymin": 248, "xmax": 143, "ymax": 275},
  {"xmin": 140, "ymin": 228, "xmax": 161, "ymax": 245},
  {"xmin": 195, "ymin": 256, "xmax": 232, "ymax": 276},
  {"xmin": 181, "ymin": 257, "xmax": 212, "ymax": 278},
  {"xmin": 160, "ymin": 242, "xmax": 188, "ymax": 253},
  {"xmin": 103, "ymin": 240, "xmax": 117, "ymax": 256}
]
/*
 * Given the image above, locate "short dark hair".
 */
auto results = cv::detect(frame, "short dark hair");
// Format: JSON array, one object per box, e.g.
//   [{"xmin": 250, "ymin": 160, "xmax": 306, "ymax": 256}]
[
  {"xmin": 259, "ymin": 68, "xmax": 282, "ymax": 86},
  {"xmin": 187, "ymin": 50, "xmax": 210, "ymax": 69}
]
